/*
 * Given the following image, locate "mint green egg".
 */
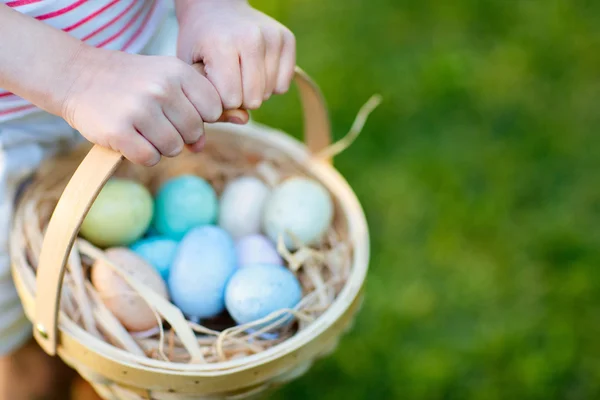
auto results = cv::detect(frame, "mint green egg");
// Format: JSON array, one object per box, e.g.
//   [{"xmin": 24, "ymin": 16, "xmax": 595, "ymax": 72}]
[
  {"xmin": 153, "ymin": 175, "xmax": 218, "ymax": 240},
  {"xmin": 80, "ymin": 179, "xmax": 154, "ymax": 247}
]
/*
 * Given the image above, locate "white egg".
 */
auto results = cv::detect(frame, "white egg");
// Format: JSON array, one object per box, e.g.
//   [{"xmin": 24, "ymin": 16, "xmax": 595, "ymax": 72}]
[
  {"xmin": 263, "ymin": 177, "xmax": 334, "ymax": 249},
  {"xmin": 218, "ymin": 176, "xmax": 270, "ymax": 239}
]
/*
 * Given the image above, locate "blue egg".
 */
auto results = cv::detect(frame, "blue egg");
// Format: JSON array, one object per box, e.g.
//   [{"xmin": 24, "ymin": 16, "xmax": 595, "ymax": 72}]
[
  {"xmin": 168, "ymin": 226, "xmax": 237, "ymax": 318},
  {"xmin": 225, "ymin": 263, "xmax": 302, "ymax": 326},
  {"xmin": 130, "ymin": 237, "xmax": 178, "ymax": 280},
  {"xmin": 153, "ymin": 175, "xmax": 218, "ymax": 240}
]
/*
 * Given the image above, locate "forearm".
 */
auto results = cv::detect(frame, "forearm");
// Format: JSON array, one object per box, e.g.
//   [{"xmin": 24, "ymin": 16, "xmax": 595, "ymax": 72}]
[{"xmin": 0, "ymin": 4, "xmax": 87, "ymax": 117}]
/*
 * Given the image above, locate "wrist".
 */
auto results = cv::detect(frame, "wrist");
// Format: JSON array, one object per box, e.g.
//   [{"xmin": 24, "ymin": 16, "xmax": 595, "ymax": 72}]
[
  {"xmin": 174, "ymin": 0, "xmax": 248, "ymax": 21},
  {"xmin": 57, "ymin": 44, "xmax": 107, "ymax": 125},
  {"xmin": 48, "ymin": 41, "xmax": 91, "ymax": 118}
]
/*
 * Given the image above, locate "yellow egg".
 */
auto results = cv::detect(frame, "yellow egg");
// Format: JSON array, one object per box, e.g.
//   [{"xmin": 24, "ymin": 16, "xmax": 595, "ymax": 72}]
[
  {"xmin": 91, "ymin": 248, "xmax": 168, "ymax": 332},
  {"xmin": 80, "ymin": 179, "xmax": 154, "ymax": 247}
]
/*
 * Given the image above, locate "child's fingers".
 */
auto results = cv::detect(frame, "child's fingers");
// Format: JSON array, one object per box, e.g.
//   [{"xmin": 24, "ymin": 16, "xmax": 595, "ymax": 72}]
[
  {"xmin": 240, "ymin": 33, "xmax": 266, "ymax": 109},
  {"xmin": 163, "ymin": 91, "xmax": 205, "ymax": 145},
  {"xmin": 184, "ymin": 109, "xmax": 248, "ymax": 154},
  {"xmin": 134, "ymin": 105, "xmax": 184, "ymax": 157},
  {"xmin": 181, "ymin": 66, "xmax": 223, "ymax": 122},
  {"xmin": 202, "ymin": 47, "xmax": 244, "ymax": 110},
  {"xmin": 192, "ymin": 63, "xmax": 250, "ymax": 124},
  {"xmin": 275, "ymin": 30, "xmax": 296, "ymax": 94},
  {"xmin": 111, "ymin": 130, "xmax": 160, "ymax": 167},
  {"xmin": 186, "ymin": 134, "xmax": 206, "ymax": 153},
  {"xmin": 262, "ymin": 28, "xmax": 283, "ymax": 100}
]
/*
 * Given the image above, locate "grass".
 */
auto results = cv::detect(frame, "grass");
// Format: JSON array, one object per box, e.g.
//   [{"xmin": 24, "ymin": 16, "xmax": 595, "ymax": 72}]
[{"xmin": 248, "ymin": 0, "xmax": 600, "ymax": 399}]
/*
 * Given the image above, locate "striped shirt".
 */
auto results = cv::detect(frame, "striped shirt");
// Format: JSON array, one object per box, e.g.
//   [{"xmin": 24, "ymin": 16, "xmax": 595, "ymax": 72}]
[{"xmin": 0, "ymin": 0, "xmax": 169, "ymax": 122}]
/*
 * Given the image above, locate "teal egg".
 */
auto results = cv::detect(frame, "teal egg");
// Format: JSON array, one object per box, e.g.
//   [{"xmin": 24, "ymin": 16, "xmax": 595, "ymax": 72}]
[
  {"xmin": 130, "ymin": 237, "xmax": 178, "ymax": 280},
  {"xmin": 80, "ymin": 179, "xmax": 153, "ymax": 247},
  {"xmin": 153, "ymin": 175, "xmax": 218, "ymax": 240}
]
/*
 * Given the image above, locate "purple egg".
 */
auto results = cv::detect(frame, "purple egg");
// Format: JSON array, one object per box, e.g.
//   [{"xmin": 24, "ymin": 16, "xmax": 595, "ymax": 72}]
[{"xmin": 235, "ymin": 234, "xmax": 283, "ymax": 267}]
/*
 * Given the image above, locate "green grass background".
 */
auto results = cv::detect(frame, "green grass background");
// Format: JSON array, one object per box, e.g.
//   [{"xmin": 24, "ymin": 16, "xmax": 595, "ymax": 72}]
[{"xmin": 249, "ymin": 0, "xmax": 600, "ymax": 399}]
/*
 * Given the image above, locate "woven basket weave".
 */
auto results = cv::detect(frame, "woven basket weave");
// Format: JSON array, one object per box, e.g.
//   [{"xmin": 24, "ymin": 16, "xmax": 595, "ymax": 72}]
[{"xmin": 10, "ymin": 67, "xmax": 370, "ymax": 399}]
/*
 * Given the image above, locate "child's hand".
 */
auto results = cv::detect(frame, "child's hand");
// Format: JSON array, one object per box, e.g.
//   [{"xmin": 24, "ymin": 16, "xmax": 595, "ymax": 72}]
[
  {"xmin": 175, "ymin": 0, "xmax": 296, "ymax": 111},
  {"xmin": 61, "ymin": 48, "xmax": 225, "ymax": 166}
]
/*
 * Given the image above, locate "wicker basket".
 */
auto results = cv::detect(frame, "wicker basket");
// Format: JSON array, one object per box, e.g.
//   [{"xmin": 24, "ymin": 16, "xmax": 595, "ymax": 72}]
[{"xmin": 10, "ymin": 67, "xmax": 370, "ymax": 399}]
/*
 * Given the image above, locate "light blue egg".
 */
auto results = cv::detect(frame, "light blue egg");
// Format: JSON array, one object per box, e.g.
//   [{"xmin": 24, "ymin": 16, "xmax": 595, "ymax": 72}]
[
  {"xmin": 153, "ymin": 175, "xmax": 218, "ymax": 240},
  {"xmin": 168, "ymin": 226, "xmax": 237, "ymax": 318},
  {"xmin": 130, "ymin": 237, "xmax": 178, "ymax": 280},
  {"xmin": 225, "ymin": 263, "xmax": 302, "ymax": 326}
]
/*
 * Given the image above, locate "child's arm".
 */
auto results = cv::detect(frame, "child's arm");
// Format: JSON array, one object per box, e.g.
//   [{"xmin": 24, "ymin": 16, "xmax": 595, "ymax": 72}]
[
  {"xmin": 0, "ymin": 4, "xmax": 223, "ymax": 166},
  {"xmin": 174, "ymin": 0, "xmax": 296, "ymax": 111},
  {"xmin": 0, "ymin": 4, "xmax": 85, "ymax": 117}
]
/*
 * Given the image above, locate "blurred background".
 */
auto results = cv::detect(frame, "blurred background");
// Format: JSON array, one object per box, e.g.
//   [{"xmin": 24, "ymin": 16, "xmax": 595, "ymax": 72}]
[{"xmin": 249, "ymin": 0, "xmax": 600, "ymax": 399}]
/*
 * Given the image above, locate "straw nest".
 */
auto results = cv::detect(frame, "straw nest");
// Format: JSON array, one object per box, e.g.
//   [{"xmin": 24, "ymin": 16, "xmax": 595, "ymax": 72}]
[
  {"xmin": 12, "ymin": 131, "xmax": 354, "ymax": 365},
  {"xmin": 12, "ymin": 96, "xmax": 380, "ymax": 367}
]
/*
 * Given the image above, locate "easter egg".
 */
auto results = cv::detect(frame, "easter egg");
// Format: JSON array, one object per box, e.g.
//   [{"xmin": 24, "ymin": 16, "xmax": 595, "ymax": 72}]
[
  {"xmin": 130, "ymin": 237, "xmax": 178, "ymax": 280},
  {"xmin": 263, "ymin": 177, "xmax": 334, "ymax": 249},
  {"xmin": 236, "ymin": 234, "xmax": 283, "ymax": 267},
  {"xmin": 91, "ymin": 248, "xmax": 168, "ymax": 332},
  {"xmin": 80, "ymin": 179, "xmax": 153, "ymax": 247},
  {"xmin": 168, "ymin": 226, "xmax": 237, "ymax": 318},
  {"xmin": 225, "ymin": 263, "xmax": 302, "ymax": 325},
  {"xmin": 153, "ymin": 175, "xmax": 218, "ymax": 240},
  {"xmin": 218, "ymin": 176, "xmax": 270, "ymax": 238}
]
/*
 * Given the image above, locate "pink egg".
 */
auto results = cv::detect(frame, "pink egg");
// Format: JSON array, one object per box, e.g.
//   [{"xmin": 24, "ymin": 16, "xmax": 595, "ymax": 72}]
[
  {"xmin": 235, "ymin": 234, "xmax": 283, "ymax": 267},
  {"xmin": 91, "ymin": 248, "xmax": 168, "ymax": 332}
]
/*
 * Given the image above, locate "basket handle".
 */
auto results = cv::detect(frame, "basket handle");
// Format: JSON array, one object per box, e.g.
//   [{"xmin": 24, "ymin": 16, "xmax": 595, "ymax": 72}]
[{"xmin": 33, "ymin": 67, "xmax": 332, "ymax": 355}]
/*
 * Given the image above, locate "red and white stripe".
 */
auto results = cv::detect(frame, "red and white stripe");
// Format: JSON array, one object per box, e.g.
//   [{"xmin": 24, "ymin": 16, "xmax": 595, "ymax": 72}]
[{"xmin": 0, "ymin": 0, "xmax": 168, "ymax": 122}]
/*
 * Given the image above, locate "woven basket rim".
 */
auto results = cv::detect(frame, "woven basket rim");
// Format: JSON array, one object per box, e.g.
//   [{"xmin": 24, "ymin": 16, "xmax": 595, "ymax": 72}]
[{"xmin": 12, "ymin": 121, "xmax": 370, "ymax": 374}]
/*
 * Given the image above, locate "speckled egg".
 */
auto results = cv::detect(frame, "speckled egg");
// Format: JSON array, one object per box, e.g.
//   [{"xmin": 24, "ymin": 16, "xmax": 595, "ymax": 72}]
[
  {"xmin": 80, "ymin": 179, "xmax": 153, "ymax": 247},
  {"xmin": 130, "ymin": 237, "xmax": 178, "ymax": 280},
  {"xmin": 236, "ymin": 234, "xmax": 283, "ymax": 267},
  {"xmin": 91, "ymin": 248, "xmax": 168, "ymax": 332},
  {"xmin": 225, "ymin": 263, "xmax": 302, "ymax": 325},
  {"xmin": 218, "ymin": 176, "xmax": 270, "ymax": 239},
  {"xmin": 153, "ymin": 175, "xmax": 218, "ymax": 240},
  {"xmin": 168, "ymin": 226, "xmax": 237, "ymax": 319},
  {"xmin": 263, "ymin": 177, "xmax": 334, "ymax": 249}
]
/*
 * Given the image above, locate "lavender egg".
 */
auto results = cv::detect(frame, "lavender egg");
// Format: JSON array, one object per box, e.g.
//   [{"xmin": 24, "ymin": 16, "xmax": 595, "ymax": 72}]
[{"xmin": 235, "ymin": 234, "xmax": 283, "ymax": 267}]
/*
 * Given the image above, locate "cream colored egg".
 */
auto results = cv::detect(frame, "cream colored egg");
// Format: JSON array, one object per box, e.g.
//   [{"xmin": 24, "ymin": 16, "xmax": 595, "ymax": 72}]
[
  {"xmin": 263, "ymin": 177, "xmax": 334, "ymax": 249},
  {"xmin": 91, "ymin": 247, "xmax": 168, "ymax": 332},
  {"xmin": 218, "ymin": 176, "xmax": 270, "ymax": 239}
]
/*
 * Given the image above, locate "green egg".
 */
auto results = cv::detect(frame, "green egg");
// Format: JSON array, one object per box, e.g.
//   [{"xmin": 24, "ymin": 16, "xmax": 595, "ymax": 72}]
[{"xmin": 80, "ymin": 178, "xmax": 154, "ymax": 247}]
